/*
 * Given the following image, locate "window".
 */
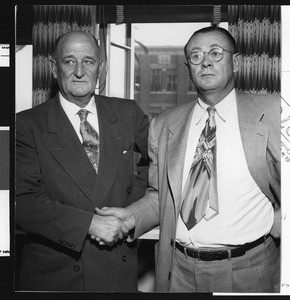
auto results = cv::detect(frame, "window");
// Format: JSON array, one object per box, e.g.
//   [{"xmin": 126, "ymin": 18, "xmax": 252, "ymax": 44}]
[
  {"xmin": 133, "ymin": 23, "xmax": 211, "ymax": 118},
  {"xmin": 151, "ymin": 69, "xmax": 162, "ymax": 92},
  {"xmin": 166, "ymin": 69, "xmax": 177, "ymax": 92},
  {"xmin": 105, "ymin": 23, "xmax": 134, "ymax": 99},
  {"xmin": 101, "ymin": 16, "xmax": 229, "ymax": 118}
]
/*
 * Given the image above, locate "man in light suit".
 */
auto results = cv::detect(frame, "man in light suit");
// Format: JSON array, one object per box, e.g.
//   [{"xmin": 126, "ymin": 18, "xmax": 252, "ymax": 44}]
[
  {"xmin": 97, "ymin": 26, "xmax": 281, "ymax": 292},
  {"xmin": 16, "ymin": 30, "xmax": 149, "ymax": 291}
]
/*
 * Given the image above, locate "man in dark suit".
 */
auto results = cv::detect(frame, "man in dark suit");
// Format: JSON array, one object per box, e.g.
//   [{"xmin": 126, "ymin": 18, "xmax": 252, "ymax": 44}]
[
  {"xmin": 16, "ymin": 30, "xmax": 149, "ymax": 291},
  {"xmin": 97, "ymin": 26, "xmax": 281, "ymax": 293}
]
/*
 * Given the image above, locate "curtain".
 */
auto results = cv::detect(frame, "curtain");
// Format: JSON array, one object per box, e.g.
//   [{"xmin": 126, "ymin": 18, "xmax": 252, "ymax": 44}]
[
  {"xmin": 228, "ymin": 5, "xmax": 280, "ymax": 94},
  {"xmin": 32, "ymin": 5, "xmax": 96, "ymax": 107}
]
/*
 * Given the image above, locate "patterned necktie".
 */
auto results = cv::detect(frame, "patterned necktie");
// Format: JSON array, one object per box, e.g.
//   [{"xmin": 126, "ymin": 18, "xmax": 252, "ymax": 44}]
[
  {"xmin": 77, "ymin": 109, "xmax": 100, "ymax": 174},
  {"xmin": 180, "ymin": 106, "xmax": 218, "ymax": 230}
]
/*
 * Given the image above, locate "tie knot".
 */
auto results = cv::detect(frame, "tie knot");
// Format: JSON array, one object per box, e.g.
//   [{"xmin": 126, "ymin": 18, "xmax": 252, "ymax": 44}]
[
  {"xmin": 207, "ymin": 106, "xmax": 216, "ymax": 118},
  {"xmin": 77, "ymin": 109, "xmax": 89, "ymax": 121}
]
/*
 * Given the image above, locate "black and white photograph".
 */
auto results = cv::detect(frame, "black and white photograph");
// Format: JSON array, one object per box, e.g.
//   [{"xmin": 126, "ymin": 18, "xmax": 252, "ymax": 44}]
[{"xmin": 1, "ymin": 3, "xmax": 290, "ymax": 299}]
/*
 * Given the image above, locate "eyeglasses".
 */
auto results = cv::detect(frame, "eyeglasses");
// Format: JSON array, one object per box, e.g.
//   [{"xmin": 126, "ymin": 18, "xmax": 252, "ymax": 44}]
[{"xmin": 187, "ymin": 46, "xmax": 233, "ymax": 65}]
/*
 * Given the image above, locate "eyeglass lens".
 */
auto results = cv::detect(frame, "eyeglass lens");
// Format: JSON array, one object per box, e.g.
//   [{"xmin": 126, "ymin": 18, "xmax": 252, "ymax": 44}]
[{"xmin": 189, "ymin": 47, "xmax": 224, "ymax": 64}]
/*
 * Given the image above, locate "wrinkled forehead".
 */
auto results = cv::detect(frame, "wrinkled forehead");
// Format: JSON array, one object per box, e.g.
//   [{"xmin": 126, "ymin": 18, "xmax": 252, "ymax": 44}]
[
  {"xmin": 185, "ymin": 31, "xmax": 231, "ymax": 54},
  {"xmin": 57, "ymin": 33, "xmax": 99, "ymax": 58}
]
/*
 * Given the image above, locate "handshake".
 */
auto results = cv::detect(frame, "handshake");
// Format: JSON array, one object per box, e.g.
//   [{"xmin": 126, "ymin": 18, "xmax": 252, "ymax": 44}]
[{"xmin": 88, "ymin": 206, "xmax": 136, "ymax": 246}]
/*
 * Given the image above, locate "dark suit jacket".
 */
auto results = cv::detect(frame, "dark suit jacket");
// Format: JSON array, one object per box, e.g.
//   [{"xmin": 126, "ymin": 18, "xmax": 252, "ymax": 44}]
[{"xmin": 16, "ymin": 94, "xmax": 149, "ymax": 291}]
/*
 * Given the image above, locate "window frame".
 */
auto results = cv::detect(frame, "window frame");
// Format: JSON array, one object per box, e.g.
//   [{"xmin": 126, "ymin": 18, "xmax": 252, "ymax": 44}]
[
  {"xmin": 98, "ymin": 6, "xmax": 229, "ymax": 100},
  {"xmin": 105, "ymin": 23, "xmax": 135, "ymax": 99}
]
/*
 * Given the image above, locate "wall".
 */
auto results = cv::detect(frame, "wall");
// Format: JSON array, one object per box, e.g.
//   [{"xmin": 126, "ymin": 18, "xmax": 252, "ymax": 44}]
[{"xmin": 15, "ymin": 45, "xmax": 33, "ymax": 113}]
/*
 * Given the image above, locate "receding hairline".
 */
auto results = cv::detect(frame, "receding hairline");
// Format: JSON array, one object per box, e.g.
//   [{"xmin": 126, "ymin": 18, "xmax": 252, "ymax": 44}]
[
  {"xmin": 52, "ymin": 31, "xmax": 100, "ymax": 60},
  {"xmin": 184, "ymin": 27, "xmax": 237, "ymax": 57}
]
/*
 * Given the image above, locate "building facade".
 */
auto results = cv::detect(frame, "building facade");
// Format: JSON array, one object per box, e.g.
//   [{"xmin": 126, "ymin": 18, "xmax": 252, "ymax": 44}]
[{"xmin": 134, "ymin": 46, "xmax": 198, "ymax": 119}]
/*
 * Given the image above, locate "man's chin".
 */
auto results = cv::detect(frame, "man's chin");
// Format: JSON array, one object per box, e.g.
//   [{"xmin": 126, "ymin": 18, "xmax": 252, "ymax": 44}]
[
  {"xmin": 64, "ymin": 91, "xmax": 94, "ymax": 106},
  {"xmin": 70, "ymin": 89, "xmax": 94, "ymax": 99},
  {"xmin": 199, "ymin": 83, "xmax": 218, "ymax": 92}
]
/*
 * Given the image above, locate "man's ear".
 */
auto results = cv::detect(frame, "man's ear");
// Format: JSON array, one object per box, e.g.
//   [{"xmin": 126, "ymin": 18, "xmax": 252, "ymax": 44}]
[
  {"xmin": 98, "ymin": 59, "xmax": 104, "ymax": 77},
  {"xmin": 184, "ymin": 61, "xmax": 190, "ymax": 77},
  {"xmin": 233, "ymin": 53, "xmax": 240, "ymax": 73},
  {"xmin": 50, "ymin": 58, "xmax": 58, "ymax": 79}
]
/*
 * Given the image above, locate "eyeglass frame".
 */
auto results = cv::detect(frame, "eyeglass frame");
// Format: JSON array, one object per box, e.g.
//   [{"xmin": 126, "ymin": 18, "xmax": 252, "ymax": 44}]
[{"xmin": 186, "ymin": 46, "xmax": 234, "ymax": 65}]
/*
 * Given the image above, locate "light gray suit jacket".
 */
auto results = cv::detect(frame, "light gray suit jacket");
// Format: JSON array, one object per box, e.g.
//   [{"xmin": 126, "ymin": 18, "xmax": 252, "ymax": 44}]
[{"xmin": 129, "ymin": 90, "xmax": 281, "ymax": 292}]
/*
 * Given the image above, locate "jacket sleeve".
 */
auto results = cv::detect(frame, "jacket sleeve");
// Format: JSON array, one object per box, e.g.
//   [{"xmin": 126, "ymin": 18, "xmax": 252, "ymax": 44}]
[
  {"xmin": 129, "ymin": 117, "xmax": 160, "ymax": 238},
  {"xmin": 16, "ymin": 115, "xmax": 93, "ymax": 253},
  {"xmin": 129, "ymin": 101, "xmax": 149, "ymax": 203}
]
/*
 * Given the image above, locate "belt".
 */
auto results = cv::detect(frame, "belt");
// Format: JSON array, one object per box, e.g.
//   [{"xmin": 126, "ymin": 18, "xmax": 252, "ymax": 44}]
[{"xmin": 175, "ymin": 234, "xmax": 270, "ymax": 261}]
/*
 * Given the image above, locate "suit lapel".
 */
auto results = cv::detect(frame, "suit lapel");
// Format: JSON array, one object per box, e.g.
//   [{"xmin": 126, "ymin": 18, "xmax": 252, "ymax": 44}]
[
  {"xmin": 40, "ymin": 96, "xmax": 98, "ymax": 202},
  {"xmin": 91, "ymin": 95, "xmax": 126, "ymax": 207},
  {"xmin": 167, "ymin": 102, "xmax": 196, "ymax": 214},
  {"xmin": 236, "ymin": 91, "xmax": 269, "ymax": 187}
]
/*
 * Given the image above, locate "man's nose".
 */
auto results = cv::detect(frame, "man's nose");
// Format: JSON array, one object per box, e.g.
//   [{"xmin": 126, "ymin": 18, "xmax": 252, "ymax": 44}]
[
  {"xmin": 201, "ymin": 52, "xmax": 213, "ymax": 68},
  {"xmin": 74, "ymin": 63, "xmax": 85, "ymax": 77}
]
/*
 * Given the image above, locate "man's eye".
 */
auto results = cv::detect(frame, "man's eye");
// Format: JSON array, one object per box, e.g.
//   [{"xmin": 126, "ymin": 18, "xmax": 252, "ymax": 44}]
[
  {"xmin": 64, "ymin": 60, "xmax": 75, "ymax": 65},
  {"xmin": 211, "ymin": 51, "xmax": 219, "ymax": 56},
  {"xmin": 210, "ymin": 49, "xmax": 222, "ymax": 57},
  {"xmin": 83, "ymin": 60, "xmax": 94, "ymax": 66},
  {"xmin": 191, "ymin": 52, "xmax": 202, "ymax": 60}
]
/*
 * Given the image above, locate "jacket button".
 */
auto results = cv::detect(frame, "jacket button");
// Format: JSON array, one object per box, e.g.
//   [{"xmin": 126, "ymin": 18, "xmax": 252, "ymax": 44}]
[
  {"xmin": 73, "ymin": 265, "xmax": 80, "ymax": 272},
  {"xmin": 127, "ymin": 187, "xmax": 132, "ymax": 194},
  {"xmin": 170, "ymin": 239, "xmax": 174, "ymax": 247},
  {"xmin": 168, "ymin": 271, "xmax": 171, "ymax": 280},
  {"xmin": 122, "ymin": 255, "xmax": 127, "ymax": 262}
]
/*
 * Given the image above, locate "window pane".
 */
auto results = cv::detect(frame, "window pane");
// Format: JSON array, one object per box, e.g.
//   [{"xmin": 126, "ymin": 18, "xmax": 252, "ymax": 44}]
[
  {"xmin": 133, "ymin": 23, "xmax": 211, "ymax": 119},
  {"xmin": 109, "ymin": 46, "xmax": 126, "ymax": 98},
  {"xmin": 150, "ymin": 69, "xmax": 162, "ymax": 92},
  {"xmin": 166, "ymin": 69, "xmax": 177, "ymax": 92},
  {"xmin": 110, "ymin": 24, "xmax": 127, "ymax": 46}
]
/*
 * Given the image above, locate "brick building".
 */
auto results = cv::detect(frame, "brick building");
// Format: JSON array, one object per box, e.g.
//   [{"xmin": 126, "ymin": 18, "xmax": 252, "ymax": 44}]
[{"xmin": 134, "ymin": 46, "xmax": 198, "ymax": 119}]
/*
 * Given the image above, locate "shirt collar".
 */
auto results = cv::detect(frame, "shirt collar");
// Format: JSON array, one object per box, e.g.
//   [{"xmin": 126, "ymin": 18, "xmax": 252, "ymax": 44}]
[
  {"xmin": 215, "ymin": 89, "xmax": 236, "ymax": 122},
  {"xmin": 195, "ymin": 89, "xmax": 236, "ymax": 124},
  {"xmin": 59, "ymin": 92, "xmax": 97, "ymax": 117}
]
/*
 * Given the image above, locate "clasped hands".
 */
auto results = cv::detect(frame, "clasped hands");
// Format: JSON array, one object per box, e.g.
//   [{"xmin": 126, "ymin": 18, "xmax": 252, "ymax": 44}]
[{"xmin": 88, "ymin": 207, "xmax": 135, "ymax": 246}]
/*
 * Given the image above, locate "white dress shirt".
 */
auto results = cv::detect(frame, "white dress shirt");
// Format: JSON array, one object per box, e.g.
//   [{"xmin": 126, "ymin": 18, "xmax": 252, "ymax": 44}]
[
  {"xmin": 176, "ymin": 89, "xmax": 274, "ymax": 248},
  {"xmin": 59, "ymin": 93, "xmax": 99, "ymax": 144}
]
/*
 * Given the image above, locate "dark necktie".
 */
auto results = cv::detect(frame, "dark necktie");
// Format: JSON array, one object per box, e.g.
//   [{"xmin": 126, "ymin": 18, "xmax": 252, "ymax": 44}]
[
  {"xmin": 180, "ymin": 106, "xmax": 218, "ymax": 230},
  {"xmin": 77, "ymin": 109, "xmax": 100, "ymax": 174}
]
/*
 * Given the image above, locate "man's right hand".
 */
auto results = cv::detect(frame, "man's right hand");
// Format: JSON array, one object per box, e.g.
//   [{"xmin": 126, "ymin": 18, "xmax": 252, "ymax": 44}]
[
  {"xmin": 88, "ymin": 213, "xmax": 129, "ymax": 246},
  {"xmin": 94, "ymin": 207, "xmax": 136, "ymax": 245}
]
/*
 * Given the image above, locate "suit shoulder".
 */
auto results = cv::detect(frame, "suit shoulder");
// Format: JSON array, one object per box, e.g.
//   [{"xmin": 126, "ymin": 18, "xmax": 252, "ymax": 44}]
[
  {"xmin": 96, "ymin": 95, "xmax": 146, "ymax": 122},
  {"xmin": 97, "ymin": 95, "xmax": 135, "ymax": 106},
  {"xmin": 16, "ymin": 99, "xmax": 51, "ymax": 122},
  {"xmin": 154, "ymin": 101, "xmax": 195, "ymax": 125},
  {"xmin": 237, "ymin": 91, "xmax": 280, "ymax": 110},
  {"xmin": 237, "ymin": 92, "xmax": 281, "ymax": 115},
  {"xmin": 97, "ymin": 95, "xmax": 141, "ymax": 111}
]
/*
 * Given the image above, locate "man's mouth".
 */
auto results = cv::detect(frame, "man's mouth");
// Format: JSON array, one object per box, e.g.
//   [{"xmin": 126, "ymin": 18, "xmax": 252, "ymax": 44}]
[
  {"xmin": 73, "ymin": 81, "xmax": 87, "ymax": 84},
  {"xmin": 201, "ymin": 73, "xmax": 214, "ymax": 77}
]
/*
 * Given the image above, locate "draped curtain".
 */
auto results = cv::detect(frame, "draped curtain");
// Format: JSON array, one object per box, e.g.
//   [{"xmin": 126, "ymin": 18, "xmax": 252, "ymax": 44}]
[
  {"xmin": 228, "ymin": 5, "xmax": 280, "ymax": 94},
  {"xmin": 32, "ymin": 5, "xmax": 96, "ymax": 107}
]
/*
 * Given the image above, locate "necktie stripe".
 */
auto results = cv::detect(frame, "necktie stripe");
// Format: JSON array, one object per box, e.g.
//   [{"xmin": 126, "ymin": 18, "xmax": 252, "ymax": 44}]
[{"xmin": 77, "ymin": 109, "xmax": 100, "ymax": 174}]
